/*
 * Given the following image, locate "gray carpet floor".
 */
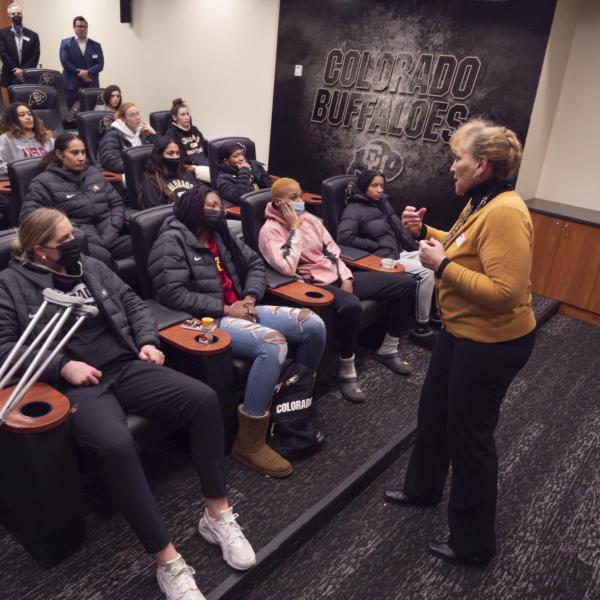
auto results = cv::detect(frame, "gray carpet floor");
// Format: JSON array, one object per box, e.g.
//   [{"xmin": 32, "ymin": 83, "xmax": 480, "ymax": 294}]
[{"xmin": 240, "ymin": 313, "xmax": 600, "ymax": 600}]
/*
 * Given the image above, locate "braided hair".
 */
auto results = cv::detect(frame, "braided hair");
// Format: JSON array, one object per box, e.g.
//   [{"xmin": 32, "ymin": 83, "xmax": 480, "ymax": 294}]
[{"xmin": 174, "ymin": 187, "xmax": 248, "ymax": 284}]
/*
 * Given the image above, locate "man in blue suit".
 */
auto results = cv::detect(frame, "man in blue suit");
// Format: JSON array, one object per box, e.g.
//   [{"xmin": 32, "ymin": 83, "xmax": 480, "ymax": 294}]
[{"xmin": 59, "ymin": 16, "xmax": 104, "ymax": 107}]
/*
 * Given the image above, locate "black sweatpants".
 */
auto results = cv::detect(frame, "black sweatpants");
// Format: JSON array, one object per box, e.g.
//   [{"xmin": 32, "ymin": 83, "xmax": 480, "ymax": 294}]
[
  {"xmin": 88, "ymin": 234, "xmax": 134, "ymax": 267},
  {"xmin": 65, "ymin": 360, "xmax": 226, "ymax": 554},
  {"xmin": 403, "ymin": 327, "xmax": 535, "ymax": 557},
  {"xmin": 320, "ymin": 270, "xmax": 416, "ymax": 358}
]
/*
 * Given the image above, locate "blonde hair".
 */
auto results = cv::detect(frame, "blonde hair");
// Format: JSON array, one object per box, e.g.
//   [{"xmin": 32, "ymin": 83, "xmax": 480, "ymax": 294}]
[
  {"xmin": 7, "ymin": 3, "xmax": 21, "ymax": 15},
  {"xmin": 271, "ymin": 177, "xmax": 300, "ymax": 198},
  {"xmin": 13, "ymin": 208, "xmax": 68, "ymax": 263},
  {"xmin": 450, "ymin": 118, "xmax": 523, "ymax": 180},
  {"xmin": 116, "ymin": 102, "xmax": 137, "ymax": 120}
]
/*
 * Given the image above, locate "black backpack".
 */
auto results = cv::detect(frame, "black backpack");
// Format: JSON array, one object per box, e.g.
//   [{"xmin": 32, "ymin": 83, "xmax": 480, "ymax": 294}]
[{"xmin": 267, "ymin": 362, "xmax": 325, "ymax": 460}]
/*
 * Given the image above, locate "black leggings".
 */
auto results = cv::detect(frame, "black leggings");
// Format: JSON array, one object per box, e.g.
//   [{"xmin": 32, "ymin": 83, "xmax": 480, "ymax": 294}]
[
  {"xmin": 403, "ymin": 328, "xmax": 535, "ymax": 557},
  {"xmin": 320, "ymin": 270, "xmax": 416, "ymax": 358},
  {"xmin": 65, "ymin": 360, "xmax": 226, "ymax": 554}
]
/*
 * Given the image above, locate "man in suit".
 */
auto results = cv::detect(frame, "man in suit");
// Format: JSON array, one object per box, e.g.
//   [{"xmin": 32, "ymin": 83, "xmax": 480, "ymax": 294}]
[
  {"xmin": 59, "ymin": 16, "xmax": 104, "ymax": 108},
  {"xmin": 0, "ymin": 3, "xmax": 41, "ymax": 88}
]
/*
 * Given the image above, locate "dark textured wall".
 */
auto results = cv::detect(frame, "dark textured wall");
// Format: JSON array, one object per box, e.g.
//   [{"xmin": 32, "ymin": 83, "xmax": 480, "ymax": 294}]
[{"xmin": 269, "ymin": 0, "xmax": 556, "ymax": 228}]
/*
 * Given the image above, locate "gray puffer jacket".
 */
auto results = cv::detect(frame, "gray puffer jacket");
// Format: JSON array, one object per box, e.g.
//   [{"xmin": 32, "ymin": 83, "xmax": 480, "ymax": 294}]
[
  {"xmin": 148, "ymin": 216, "xmax": 266, "ymax": 318},
  {"xmin": 0, "ymin": 256, "xmax": 158, "ymax": 384},
  {"xmin": 21, "ymin": 165, "xmax": 125, "ymax": 246}
]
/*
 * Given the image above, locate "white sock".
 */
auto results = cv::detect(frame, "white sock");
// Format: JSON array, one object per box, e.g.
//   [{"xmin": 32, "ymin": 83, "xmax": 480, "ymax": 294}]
[
  {"xmin": 378, "ymin": 334, "xmax": 399, "ymax": 356},
  {"xmin": 338, "ymin": 354, "xmax": 357, "ymax": 379}
]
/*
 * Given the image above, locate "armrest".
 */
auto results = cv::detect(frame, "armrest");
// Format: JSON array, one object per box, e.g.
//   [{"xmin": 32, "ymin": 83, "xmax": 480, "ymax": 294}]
[
  {"xmin": 101, "ymin": 170, "xmax": 123, "ymax": 183},
  {"xmin": 344, "ymin": 254, "xmax": 405, "ymax": 273},
  {"xmin": 225, "ymin": 205, "xmax": 241, "ymax": 218},
  {"xmin": 301, "ymin": 191, "xmax": 322, "ymax": 206},
  {"xmin": 146, "ymin": 299, "xmax": 190, "ymax": 330},
  {"xmin": 338, "ymin": 245, "xmax": 370, "ymax": 261},
  {"xmin": 266, "ymin": 266, "xmax": 296, "ymax": 289},
  {"xmin": 159, "ymin": 324, "xmax": 231, "ymax": 356},
  {"xmin": 268, "ymin": 281, "xmax": 334, "ymax": 307}
]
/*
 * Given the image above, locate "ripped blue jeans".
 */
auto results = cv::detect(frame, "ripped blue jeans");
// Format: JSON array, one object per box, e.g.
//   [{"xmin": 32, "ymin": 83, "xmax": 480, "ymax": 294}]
[{"xmin": 220, "ymin": 305, "xmax": 326, "ymax": 416}]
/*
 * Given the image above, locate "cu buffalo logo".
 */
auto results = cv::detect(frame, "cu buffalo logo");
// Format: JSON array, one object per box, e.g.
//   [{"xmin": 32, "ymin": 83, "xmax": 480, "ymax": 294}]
[
  {"xmin": 98, "ymin": 116, "xmax": 113, "ymax": 133},
  {"xmin": 28, "ymin": 90, "xmax": 47, "ymax": 107},
  {"xmin": 40, "ymin": 72, "xmax": 55, "ymax": 86},
  {"xmin": 347, "ymin": 139, "xmax": 404, "ymax": 182}
]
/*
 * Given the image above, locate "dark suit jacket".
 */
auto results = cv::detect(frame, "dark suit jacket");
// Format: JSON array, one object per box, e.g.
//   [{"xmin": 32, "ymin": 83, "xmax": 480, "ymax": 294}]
[
  {"xmin": 0, "ymin": 26, "xmax": 40, "ymax": 87},
  {"xmin": 59, "ymin": 36, "xmax": 104, "ymax": 91}
]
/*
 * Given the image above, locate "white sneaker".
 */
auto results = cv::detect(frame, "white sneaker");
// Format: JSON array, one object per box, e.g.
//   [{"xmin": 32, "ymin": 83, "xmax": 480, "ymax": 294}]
[
  {"xmin": 156, "ymin": 555, "xmax": 205, "ymax": 600},
  {"xmin": 198, "ymin": 507, "xmax": 256, "ymax": 570}
]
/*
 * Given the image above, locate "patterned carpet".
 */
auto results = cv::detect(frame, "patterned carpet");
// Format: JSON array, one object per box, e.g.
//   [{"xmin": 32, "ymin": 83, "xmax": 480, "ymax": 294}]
[
  {"xmin": 0, "ymin": 295, "xmax": 577, "ymax": 600},
  {"xmin": 240, "ymin": 314, "xmax": 600, "ymax": 600}
]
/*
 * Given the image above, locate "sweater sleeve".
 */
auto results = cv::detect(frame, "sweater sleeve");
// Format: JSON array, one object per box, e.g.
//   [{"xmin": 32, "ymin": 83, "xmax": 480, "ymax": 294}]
[
  {"xmin": 440, "ymin": 205, "xmax": 533, "ymax": 311},
  {"xmin": 259, "ymin": 222, "xmax": 303, "ymax": 276},
  {"xmin": 423, "ymin": 225, "xmax": 448, "ymax": 243},
  {"xmin": 322, "ymin": 222, "xmax": 353, "ymax": 280}
]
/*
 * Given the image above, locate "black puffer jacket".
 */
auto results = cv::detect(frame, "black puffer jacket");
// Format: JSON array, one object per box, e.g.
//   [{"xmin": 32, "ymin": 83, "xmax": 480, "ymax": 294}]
[
  {"xmin": 337, "ymin": 191, "xmax": 418, "ymax": 258},
  {"xmin": 21, "ymin": 165, "xmax": 125, "ymax": 246},
  {"xmin": 148, "ymin": 216, "xmax": 266, "ymax": 318},
  {"xmin": 97, "ymin": 127, "xmax": 156, "ymax": 173},
  {"xmin": 0, "ymin": 256, "xmax": 159, "ymax": 385},
  {"xmin": 216, "ymin": 161, "xmax": 271, "ymax": 205}
]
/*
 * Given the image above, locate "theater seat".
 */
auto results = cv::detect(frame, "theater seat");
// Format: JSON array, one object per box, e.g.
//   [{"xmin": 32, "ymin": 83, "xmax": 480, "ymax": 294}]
[
  {"xmin": 77, "ymin": 111, "xmax": 115, "ymax": 166},
  {"xmin": 8, "ymin": 84, "xmax": 63, "ymax": 136},
  {"xmin": 206, "ymin": 136, "xmax": 256, "ymax": 190},
  {"xmin": 123, "ymin": 145, "xmax": 152, "ymax": 210},
  {"xmin": 149, "ymin": 110, "xmax": 171, "ymax": 135},
  {"xmin": 22, "ymin": 68, "xmax": 68, "ymax": 122},
  {"xmin": 79, "ymin": 88, "xmax": 105, "ymax": 112}
]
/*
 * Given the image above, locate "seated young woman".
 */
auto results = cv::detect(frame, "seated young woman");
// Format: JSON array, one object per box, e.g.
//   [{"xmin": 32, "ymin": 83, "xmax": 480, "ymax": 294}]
[
  {"xmin": 217, "ymin": 141, "xmax": 271, "ymax": 205},
  {"xmin": 0, "ymin": 102, "xmax": 54, "ymax": 176},
  {"xmin": 21, "ymin": 132, "xmax": 132, "ymax": 266},
  {"xmin": 148, "ymin": 186, "xmax": 326, "ymax": 477},
  {"xmin": 98, "ymin": 101, "xmax": 157, "ymax": 178},
  {"xmin": 139, "ymin": 136, "xmax": 198, "ymax": 209},
  {"xmin": 94, "ymin": 84, "xmax": 122, "ymax": 113},
  {"xmin": 165, "ymin": 98, "xmax": 211, "ymax": 183},
  {"xmin": 0, "ymin": 208, "xmax": 255, "ymax": 600},
  {"xmin": 259, "ymin": 178, "xmax": 417, "ymax": 404},
  {"xmin": 337, "ymin": 170, "xmax": 436, "ymax": 345}
]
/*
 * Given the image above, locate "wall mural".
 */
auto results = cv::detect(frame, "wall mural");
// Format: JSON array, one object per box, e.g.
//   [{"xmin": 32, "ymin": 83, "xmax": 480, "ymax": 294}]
[{"xmin": 269, "ymin": 0, "xmax": 557, "ymax": 227}]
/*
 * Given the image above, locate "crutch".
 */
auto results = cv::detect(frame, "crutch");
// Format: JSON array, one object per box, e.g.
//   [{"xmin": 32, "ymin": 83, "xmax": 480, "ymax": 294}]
[{"xmin": 0, "ymin": 288, "xmax": 99, "ymax": 426}]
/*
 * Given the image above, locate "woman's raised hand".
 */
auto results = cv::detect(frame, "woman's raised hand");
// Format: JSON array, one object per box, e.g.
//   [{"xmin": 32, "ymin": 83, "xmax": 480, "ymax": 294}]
[{"xmin": 402, "ymin": 206, "xmax": 427, "ymax": 237}]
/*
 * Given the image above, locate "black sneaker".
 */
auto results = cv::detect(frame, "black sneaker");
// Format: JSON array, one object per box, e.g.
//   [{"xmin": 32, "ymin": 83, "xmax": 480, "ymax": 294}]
[{"xmin": 409, "ymin": 326, "xmax": 437, "ymax": 349}]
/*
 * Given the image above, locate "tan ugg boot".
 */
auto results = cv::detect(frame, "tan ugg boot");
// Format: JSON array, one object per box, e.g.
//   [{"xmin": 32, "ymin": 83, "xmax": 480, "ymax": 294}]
[{"xmin": 232, "ymin": 406, "xmax": 293, "ymax": 477}]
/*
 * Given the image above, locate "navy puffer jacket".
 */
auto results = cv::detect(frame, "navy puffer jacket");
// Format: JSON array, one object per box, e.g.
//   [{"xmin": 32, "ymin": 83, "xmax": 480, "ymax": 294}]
[
  {"xmin": 0, "ymin": 256, "xmax": 158, "ymax": 384},
  {"xmin": 147, "ymin": 216, "xmax": 266, "ymax": 318},
  {"xmin": 336, "ymin": 191, "xmax": 418, "ymax": 259},
  {"xmin": 21, "ymin": 165, "xmax": 125, "ymax": 246}
]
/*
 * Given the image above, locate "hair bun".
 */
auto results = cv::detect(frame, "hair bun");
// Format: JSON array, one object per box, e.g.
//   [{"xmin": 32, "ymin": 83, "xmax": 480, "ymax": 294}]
[{"xmin": 171, "ymin": 98, "xmax": 184, "ymax": 107}]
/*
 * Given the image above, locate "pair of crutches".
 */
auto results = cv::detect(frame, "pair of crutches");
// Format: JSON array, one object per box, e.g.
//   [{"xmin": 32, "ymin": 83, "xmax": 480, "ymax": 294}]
[{"xmin": 0, "ymin": 288, "xmax": 99, "ymax": 427}]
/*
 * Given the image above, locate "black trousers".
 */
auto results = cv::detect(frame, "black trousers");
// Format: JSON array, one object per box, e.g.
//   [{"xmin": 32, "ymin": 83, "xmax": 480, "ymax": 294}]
[
  {"xmin": 403, "ymin": 328, "xmax": 535, "ymax": 556},
  {"xmin": 320, "ymin": 270, "xmax": 416, "ymax": 357},
  {"xmin": 65, "ymin": 361, "xmax": 226, "ymax": 554},
  {"xmin": 88, "ymin": 234, "xmax": 134, "ymax": 267}
]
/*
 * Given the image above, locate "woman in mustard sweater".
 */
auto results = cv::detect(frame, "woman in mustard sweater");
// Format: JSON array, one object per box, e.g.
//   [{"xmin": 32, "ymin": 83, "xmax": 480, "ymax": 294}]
[{"xmin": 384, "ymin": 118, "xmax": 536, "ymax": 566}]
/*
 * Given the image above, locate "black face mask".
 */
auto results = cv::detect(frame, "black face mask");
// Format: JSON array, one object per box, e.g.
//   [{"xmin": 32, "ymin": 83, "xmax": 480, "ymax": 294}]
[
  {"xmin": 201, "ymin": 209, "xmax": 224, "ymax": 231},
  {"xmin": 164, "ymin": 158, "xmax": 180, "ymax": 174},
  {"xmin": 12, "ymin": 15, "xmax": 23, "ymax": 26},
  {"xmin": 56, "ymin": 238, "xmax": 81, "ymax": 273}
]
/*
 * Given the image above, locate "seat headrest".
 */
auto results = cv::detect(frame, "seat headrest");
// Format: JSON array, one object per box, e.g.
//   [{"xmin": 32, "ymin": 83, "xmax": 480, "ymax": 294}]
[
  {"xmin": 128, "ymin": 205, "xmax": 174, "ymax": 299},
  {"xmin": 321, "ymin": 174, "xmax": 356, "ymax": 239},
  {"xmin": 77, "ymin": 111, "xmax": 115, "ymax": 165},
  {"xmin": 149, "ymin": 111, "xmax": 171, "ymax": 136},
  {"xmin": 78, "ymin": 88, "xmax": 105, "ymax": 112},
  {"xmin": 8, "ymin": 157, "xmax": 44, "ymax": 223},
  {"xmin": 239, "ymin": 189, "xmax": 272, "ymax": 253},
  {"xmin": 206, "ymin": 136, "xmax": 256, "ymax": 189},
  {"xmin": 22, "ymin": 69, "xmax": 63, "ymax": 90},
  {"xmin": 8, "ymin": 85, "xmax": 58, "ymax": 109},
  {"xmin": 123, "ymin": 145, "xmax": 153, "ymax": 209}
]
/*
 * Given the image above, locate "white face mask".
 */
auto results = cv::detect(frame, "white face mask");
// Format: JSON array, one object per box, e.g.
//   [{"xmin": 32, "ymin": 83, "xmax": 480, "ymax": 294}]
[{"xmin": 291, "ymin": 200, "xmax": 305, "ymax": 215}]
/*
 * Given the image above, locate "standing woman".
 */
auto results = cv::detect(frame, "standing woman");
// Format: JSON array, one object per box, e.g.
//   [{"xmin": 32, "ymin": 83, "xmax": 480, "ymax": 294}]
[
  {"xmin": 384, "ymin": 119, "xmax": 536, "ymax": 566},
  {"xmin": 0, "ymin": 102, "xmax": 54, "ymax": 176},
  {"xmin": 165, "ymin": 98, "xmax": 211, "ymax": 183},
  {"xmin": 94, "ymin": 84, "xmax": 122, "ymax": 113}
]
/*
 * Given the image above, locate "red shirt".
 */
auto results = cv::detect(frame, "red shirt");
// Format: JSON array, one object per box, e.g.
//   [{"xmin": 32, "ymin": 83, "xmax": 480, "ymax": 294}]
[{"xmin": 208, "ymin": 238, "xmax": 239, "ymax": 306}]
